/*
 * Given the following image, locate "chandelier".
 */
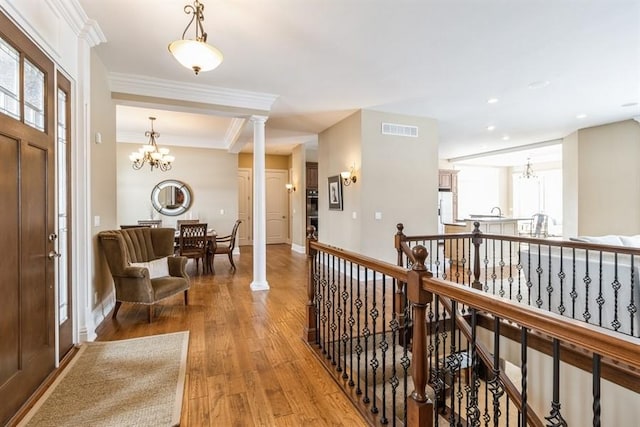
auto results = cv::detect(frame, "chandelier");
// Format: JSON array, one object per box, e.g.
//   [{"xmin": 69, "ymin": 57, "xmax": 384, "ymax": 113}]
[
  {"xmin": 521, "ymin": 158, "xmax": 537, "ymax": 179},
  {"xmin": 168, "ymin": 0, "xmax": 224, "ymax": 75},
  {"xmin": 129, "ymin": 117, "xmax": 175, "ymax": 172}
]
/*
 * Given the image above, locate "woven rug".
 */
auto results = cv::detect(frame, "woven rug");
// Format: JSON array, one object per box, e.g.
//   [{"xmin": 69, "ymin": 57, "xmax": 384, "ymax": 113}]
[{"xmin": 18, "ymin": 331, "xmax": 189, "ymax": 427}]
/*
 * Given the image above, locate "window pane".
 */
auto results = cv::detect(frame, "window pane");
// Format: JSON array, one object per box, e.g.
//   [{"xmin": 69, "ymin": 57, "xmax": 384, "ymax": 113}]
[
  {"xmin": 0, "ymin": 37, "xmax": 20, "ymax": 120},
  {"xmin": 57, "ymin": 87, "xmax": 69, "ymax": 324},
  {"xmin": 24, "ymin": 59, "xmax": 45, "ymax": 131}
]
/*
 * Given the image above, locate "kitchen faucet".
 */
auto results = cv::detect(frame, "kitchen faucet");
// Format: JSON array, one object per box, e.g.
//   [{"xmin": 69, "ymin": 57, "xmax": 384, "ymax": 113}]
[{"xmin": 491, "ymin": 206, "xmax": 502, "ymax": 217}]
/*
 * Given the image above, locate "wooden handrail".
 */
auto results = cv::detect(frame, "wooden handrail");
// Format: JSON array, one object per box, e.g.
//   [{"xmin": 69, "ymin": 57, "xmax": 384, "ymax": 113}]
[
  {"xmin": 421, "ymin": 274, "xmax": 640, "ymax": 369},
  {"xmin": 310, "ymin": 240, "xmax": 409, "ymax": 280}
]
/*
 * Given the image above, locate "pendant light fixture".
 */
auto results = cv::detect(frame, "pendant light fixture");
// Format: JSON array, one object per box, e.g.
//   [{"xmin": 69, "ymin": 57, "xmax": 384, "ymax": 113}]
[
  {"xmin": 168, "ymin": 0, "xmax": 223, "ymax": 75},
  {"xmin": 521, "ymin": 158, "xmax": 537, "ymax": 179},
  {"xmin": 129, "ymin": 117, "xmax": 175, "ymax": 172}
]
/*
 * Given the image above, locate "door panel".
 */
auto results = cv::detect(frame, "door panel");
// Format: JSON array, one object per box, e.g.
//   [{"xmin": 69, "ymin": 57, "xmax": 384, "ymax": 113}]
[
  {"xmin": 0, "ymin": 133, "xmax": 55, "ymax": 424},
  {"xmin": 237, "ymin": 168, "xmax": 252, "ymax": 246},
  {"xmin": 265, "ymin": 170, "xmax": 288, "ymax": 244}
]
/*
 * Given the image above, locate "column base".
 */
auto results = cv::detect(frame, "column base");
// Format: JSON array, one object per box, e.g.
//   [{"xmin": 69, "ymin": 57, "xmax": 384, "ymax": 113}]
[{"xmin": 250, "ymin": 280, "xmax": 270, "ymax": 291}]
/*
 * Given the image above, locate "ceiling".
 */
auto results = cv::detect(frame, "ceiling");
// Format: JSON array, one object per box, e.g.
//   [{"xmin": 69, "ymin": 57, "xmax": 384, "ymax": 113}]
[{"xmin": 80, "ymin": 0, "xmax": 640, "ymax": 165}]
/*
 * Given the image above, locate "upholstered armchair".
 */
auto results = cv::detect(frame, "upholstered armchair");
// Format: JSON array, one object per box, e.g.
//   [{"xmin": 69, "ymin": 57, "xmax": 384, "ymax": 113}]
[{"xmin": 98, "ymin": 227, "xmax": 190, "ymax": 322}]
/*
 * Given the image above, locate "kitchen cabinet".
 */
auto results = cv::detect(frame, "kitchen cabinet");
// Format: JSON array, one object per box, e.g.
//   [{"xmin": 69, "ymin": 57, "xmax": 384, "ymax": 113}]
[
  {"xmin": 306, "ymin": 162, "xmax": 318, "ymax": 190},
  {"xmin": 438, "ymin": 169, "xmax": 458, "ymax": 191}
]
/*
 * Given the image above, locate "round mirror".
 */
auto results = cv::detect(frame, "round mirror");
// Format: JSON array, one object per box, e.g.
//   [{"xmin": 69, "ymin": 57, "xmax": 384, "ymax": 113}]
[{"xmin": 151, "ymin": 179, "xmax": 193, "ymax": 216}]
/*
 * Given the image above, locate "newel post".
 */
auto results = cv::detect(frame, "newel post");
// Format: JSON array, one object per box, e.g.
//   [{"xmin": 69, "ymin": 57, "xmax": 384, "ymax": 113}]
[
  {"xmin": 304, "ymin": 226, "xmax": 318, "ymax": 343},
  {"xmin": 406, "ymin": 245, "xmax": 434, "ymax": 427},
  {"xmin": 471, "ymin": 221, "xmax": 483, "ymax": 290}
]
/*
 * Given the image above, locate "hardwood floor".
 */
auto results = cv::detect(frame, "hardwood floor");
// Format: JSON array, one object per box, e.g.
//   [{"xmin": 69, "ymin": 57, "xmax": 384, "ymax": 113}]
[{"xmin": 96, "ymin": 244, "xmax": 368, "ymax": 427}]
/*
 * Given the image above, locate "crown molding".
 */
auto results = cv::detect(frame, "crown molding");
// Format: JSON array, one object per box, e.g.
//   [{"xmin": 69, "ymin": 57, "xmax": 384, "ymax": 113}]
[
  {"xmin": 49, "ymin": 0, "xmax": 106, "ymax": 46},
  {"xmin": 109, "ymin": 72, "xmax": 278, "ymax": 113},
  {"xmin": 225, "ymin": 118, "xmax": 248, "ymax": 153}
]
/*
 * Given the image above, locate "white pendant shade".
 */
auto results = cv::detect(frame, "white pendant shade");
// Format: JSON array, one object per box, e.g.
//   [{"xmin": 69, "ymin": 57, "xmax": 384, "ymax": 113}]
[{"xmin": 168, "ymin": 39, "xmax": 223, "ymax": 74}]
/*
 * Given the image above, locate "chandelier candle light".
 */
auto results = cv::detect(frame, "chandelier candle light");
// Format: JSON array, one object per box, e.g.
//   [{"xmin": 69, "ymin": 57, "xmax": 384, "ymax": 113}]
[
  {"xmin": 521, "ymin": 158, "xmax": 537, "ymax": 179},
  {"xmin": 129, "ymin": 117, "xmax": 175, "ymax": 172},
  {"xmin": 168, "ymin": 0, "xmax": 223, "ymax": 75}
]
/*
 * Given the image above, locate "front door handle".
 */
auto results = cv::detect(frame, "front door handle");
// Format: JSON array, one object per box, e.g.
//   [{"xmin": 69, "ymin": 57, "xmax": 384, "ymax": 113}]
[{"xmin": 48, "ymin": 251, "xmax": 61, "ymax": 260}]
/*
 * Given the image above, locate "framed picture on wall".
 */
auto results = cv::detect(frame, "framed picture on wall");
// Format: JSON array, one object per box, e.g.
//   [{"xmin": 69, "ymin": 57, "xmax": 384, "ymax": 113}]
[{"xmin": 328, "ymin": 175, "xmax": 343, "ymax": 210}]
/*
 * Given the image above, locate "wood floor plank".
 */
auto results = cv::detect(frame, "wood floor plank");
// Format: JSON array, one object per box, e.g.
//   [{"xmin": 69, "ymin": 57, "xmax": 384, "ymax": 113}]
[{"xmin": 95, "ymin": 244, "xmax": 368, "ymax": 426}]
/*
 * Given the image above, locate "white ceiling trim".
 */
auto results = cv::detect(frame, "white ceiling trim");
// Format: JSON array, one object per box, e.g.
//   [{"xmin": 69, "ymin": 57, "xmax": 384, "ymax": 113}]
[
  {"xmin": 109, "ymin": 72, "xmax": 279, "ymax": 113},
  {"xmin": 50, "ymin": 0, "xmax": 106, "ymax": 46},
  {"xmin": 225, "ymin": 118, "xmax": 247, "ymax": 153}
]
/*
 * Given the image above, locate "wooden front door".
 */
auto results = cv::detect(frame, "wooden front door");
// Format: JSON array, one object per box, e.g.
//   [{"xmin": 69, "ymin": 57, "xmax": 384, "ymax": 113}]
[{"xmin": 0, "ymin": 12, "xmax": 57, "ymax": 425}]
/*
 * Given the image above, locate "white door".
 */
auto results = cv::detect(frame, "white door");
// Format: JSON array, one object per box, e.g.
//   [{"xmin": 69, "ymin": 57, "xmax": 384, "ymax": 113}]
[
  {"xmin": 265, "ymin": 170, "xmax": 288, "ymax": 244},
  {"xmin": 237, "ymin": 168, "xmax": 252, "ymax": 246}
]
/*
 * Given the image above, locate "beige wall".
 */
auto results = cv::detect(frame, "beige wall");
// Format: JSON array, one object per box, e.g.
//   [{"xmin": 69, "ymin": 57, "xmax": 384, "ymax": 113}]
[
  {"xmin": 117, "ymin": 144, "xmax": 239, "ymax": 234},
  {"xmin": 572, "ymin": 120, "xmax": 640, "ymax": 236},
  {"xmin": 90, "ymin": 51, "xmax": 117, "ymax": 309},
  {"xmin": 318, "ymin": 109, "xmax": 439, "ymax": 263},
  {"xmin": 238, "ymin": 153, "xmax": 289, "ymax": 169}
]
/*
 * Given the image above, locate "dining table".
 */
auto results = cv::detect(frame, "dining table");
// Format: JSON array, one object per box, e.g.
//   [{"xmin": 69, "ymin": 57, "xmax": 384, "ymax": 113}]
[{"xmin": 174, "ymin": 228, "xmax": 217, "ymax": 274}]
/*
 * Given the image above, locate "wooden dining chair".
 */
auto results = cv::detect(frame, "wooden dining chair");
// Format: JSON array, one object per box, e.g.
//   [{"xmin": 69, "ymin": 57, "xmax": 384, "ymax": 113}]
[
  {"xmin": 137, "ymin": 219, "xmax": 162, "ymax": 228},
  {"xmin": 178, "ymin": 223, "xmax": 208, "ymax": 274},
  {"xmin": 208, "ymin": 220, "xmax": 241, "ymax": 274}
]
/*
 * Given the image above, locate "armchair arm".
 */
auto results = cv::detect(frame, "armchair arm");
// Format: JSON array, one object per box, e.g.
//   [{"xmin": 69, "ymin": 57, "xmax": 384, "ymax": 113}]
[
  {"xmin": 167, "ymin": 255, "xmax": 188, "ymax": 278},
  {"xmin": 112, "ymin": 268, "xmax": 155, "ymax": 303}
]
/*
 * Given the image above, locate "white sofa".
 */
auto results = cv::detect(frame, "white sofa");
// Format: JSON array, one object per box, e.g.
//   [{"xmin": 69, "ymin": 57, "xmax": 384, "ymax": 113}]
[{"xmin": 520, "ymin": 235, "xmax": 640, "ymax": 337}]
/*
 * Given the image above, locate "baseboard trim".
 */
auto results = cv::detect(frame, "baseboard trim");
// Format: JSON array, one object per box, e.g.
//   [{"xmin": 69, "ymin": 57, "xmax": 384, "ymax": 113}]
[{"xmin": 291, "ymin": 243, "xmax": 306, "ymax": 254}]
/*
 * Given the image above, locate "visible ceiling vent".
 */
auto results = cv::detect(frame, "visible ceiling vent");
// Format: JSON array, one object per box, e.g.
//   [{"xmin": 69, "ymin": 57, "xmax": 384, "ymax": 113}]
[{"xmin": 381, "ymin": 122, "xmax": 418, "ymax": 137}]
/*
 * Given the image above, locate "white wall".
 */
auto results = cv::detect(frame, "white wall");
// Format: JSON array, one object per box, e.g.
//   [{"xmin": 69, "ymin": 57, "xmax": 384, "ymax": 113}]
[
  {"xmin": 576, "ymin": 120, "xmax": 640, "ymax": 235},
  {"xmin": 116, "ymin": 144, "xmax": 239, "ymax": 234},
  {"xmin": 290, "ymin": 144, "xmax": 306, "ymax": 252},
  {"xmin": 318, "ymin": 109, "xmax": 439, "ymax": 264},
  {"xmin": 562, "ymin": 131, "xmax": 579, "ymax": 238}
]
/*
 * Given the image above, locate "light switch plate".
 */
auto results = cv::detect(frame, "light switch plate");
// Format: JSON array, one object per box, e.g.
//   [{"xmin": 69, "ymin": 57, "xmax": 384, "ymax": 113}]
[{"xmin": 375, "ymin": 212, "xmax": 382, "ymax": 220}]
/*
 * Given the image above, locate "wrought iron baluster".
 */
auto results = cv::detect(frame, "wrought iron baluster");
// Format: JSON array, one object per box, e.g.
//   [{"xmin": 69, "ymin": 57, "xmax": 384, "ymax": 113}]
[
  {"xmin": 363, "ymin": 267, "xmax": 371, "ymax": 405},
  {"xmin": 570, "ymin": 248, "xmax": 577, "ymax": 320},
  {"xmin": 630, "ymin": 255, "xmax": 637, "ymax": 337},
  {"xmin": 547, "ymin": 245, "xmax": 553, "ymax": 310},
  {"xmin": 348, "ymin": 261, "xmax": 356, "ymax": 387},
  {"xmin": 536, "ymin": 244, "xmax": 543, "ymax": 308},
  {"xmin": 329, "ymin": 254, "xmax": 337, "ymax": 364},
  {"xmin": 370, "ymin": 268, "xmax": 379, "ymax": 413},
  {"xmin": 611, "ymin": 252, "xmax": 621, "ymax": 331},
  {"xmin": 467, "ymin": 308, "xmax": 480, "ymax": 427},
  {"xmin": 491, "ymin": 239, "xmax": 497, "ymax": 295},
  {"xmin": 516, "ymin": 243, "xmax": 523, "ymax": 303},
  {"xmin": 339, "ymin": 258, "xmax": 348, "ymax": 376},
  {"xmin": 544, "ymin": 339, "xmax": 568, "ymax": 426},
  {"xmin": 321, "ymin": 252, "xmax": 329, "ymax": 353},
  {"xmin": 597, "ymin": 251, "xmax": 604, "ymax": 326},
  {"xmin": 584, "ymin": 249, "xmax": 592, "ymax": 323},
  {"xmin": 520, "ymin": 327, "xmax": 528, "ymax": 427},
  {"xmin": 489, "ymin": 317, "xmax": 505, "ymax": 426},
  {"xmin": 557, "ymin": 246, "xmax": 566, "ymax": 316},
  {"xmin": 593, "ymin": 353, "xmax": 601, "ymax": 427},
  {"xmin": 379, "ymin": 275, "xmax": 389, "ymax": 423},
  {"xmin": 355, "ymin": 263, "xmax": 363, "ymax": 395}
]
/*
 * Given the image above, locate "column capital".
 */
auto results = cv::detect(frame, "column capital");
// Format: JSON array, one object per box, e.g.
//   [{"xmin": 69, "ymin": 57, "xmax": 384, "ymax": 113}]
[{"xmin": 250, "ymin": 115, "xmax": 269, "ymax": 124}]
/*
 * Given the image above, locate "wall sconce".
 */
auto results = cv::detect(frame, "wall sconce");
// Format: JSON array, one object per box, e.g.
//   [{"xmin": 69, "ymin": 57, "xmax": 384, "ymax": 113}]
[
  {"xmin": 341, "ymin": 166, "xmax": 357, "ymax": 186},
  {"xmin": 285, "ymin": 183, "xmax": 296, "ymax": 193}
]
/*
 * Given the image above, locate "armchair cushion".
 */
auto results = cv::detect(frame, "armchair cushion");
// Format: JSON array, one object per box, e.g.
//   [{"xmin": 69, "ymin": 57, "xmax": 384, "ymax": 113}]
[{"xmin": 130, "ymin": 256, "xmax": 169, "ymax": 279}]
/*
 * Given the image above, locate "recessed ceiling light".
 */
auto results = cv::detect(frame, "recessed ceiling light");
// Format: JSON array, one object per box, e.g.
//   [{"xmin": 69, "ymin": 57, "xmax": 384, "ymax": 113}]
[
  {"xmin": 487, "ymin": 125, "xmax": 496, "ymax": 131},
  {"xmin": 621, "ymin": 102, "xmax": 638, "ymax": 108},
  {"xmin": 487, "ymin": 98, "xmax": 499, "ymax": 104},
  {"xmin": 576, "ymin": 113, "xmax": 587, "ymax": 119},
  {"xmin": 502, "ymin": 135, "xmax": 510, "ymax": 141},
  {"xmin": 527, "ymin": 80, "xmax": 550, "ymax": 89}
]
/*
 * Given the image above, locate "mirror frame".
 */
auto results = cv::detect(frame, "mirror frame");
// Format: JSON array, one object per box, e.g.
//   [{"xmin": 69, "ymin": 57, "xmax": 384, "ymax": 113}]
[{"xmin": 150, "ymin": 179, "xmax": 193, "ymax": 216}]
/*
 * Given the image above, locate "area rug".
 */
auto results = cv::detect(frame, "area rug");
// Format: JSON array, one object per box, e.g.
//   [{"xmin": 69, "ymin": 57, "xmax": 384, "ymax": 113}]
[{"xmin": 18, "ymin": 331, "xmax": 189, "ymax": 427}]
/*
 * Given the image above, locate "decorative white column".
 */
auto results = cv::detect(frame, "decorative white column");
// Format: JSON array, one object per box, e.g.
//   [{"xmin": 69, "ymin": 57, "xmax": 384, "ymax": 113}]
[{"xmin": 250, "ymin": 115, "xmax": 270, "ymax": 291}]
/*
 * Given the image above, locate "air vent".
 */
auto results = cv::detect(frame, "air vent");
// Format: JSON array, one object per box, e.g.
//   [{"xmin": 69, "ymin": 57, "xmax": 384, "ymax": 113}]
[{"xmin": 381, "ymin": 122, "xmax": 418, "ymax": 137}]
